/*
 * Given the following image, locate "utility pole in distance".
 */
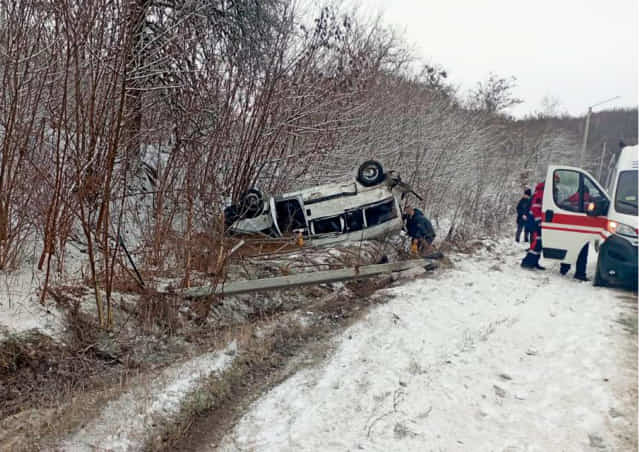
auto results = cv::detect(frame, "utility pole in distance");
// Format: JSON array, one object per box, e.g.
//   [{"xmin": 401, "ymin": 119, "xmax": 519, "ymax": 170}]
[
  {"xmin": 598, "ymin": 140, "xmax": 607, "ymax": 182},
  {"xmin": 580, "ymin": 96, "xmax": 620, "ymax": 166}
]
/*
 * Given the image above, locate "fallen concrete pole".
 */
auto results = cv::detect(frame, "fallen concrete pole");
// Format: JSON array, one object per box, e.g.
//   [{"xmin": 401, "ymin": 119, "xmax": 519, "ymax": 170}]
[{"xmin": 182, "ymin": 259, "xmax": 431, "ymax": 298}]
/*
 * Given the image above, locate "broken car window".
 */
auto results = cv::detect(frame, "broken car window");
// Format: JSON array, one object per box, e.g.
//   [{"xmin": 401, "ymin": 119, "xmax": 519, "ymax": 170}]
[
  {"xmin": 275, "ymin": 199, "xmax": 307, "ymax": 234},
  {"xmin": 345, "ymin": 209, "xmax": 364, "ymax": 232},
  {"xmin": 365, "ymin": 199, "xmax": 397, "ymax": 227}
]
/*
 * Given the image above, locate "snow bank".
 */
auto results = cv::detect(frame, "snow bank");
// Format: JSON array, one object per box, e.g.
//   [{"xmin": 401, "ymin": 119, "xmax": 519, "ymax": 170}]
[
  {"xmin": 218, "ymin": 239, "xmax": 637, "ymax": 451},
  {"xmin": 0, "ymin": 268, "xmax": 66, "ymax": 341},
  {"xmin": 0, "ymin": 241, "xmax": 94, "ymax": 341},
  {"xmin": 61, "ymin": 341, "xmax": 237, "ymax": 451}
]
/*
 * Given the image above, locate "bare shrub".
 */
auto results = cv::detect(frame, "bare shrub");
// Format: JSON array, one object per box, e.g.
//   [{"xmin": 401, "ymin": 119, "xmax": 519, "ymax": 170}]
[{"xmin": 0, "ymin": 0, "xmax": 627, "ymax": 323}]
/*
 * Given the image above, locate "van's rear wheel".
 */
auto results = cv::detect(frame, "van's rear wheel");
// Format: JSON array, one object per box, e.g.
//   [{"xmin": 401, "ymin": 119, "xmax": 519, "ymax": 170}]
[
  {"xmin": 357, "ymin": 160, "xmax": 385, "ymax": 187},
  {"xmin": 239, "ymin": 189, "xmax": 264, "ymax": 219}
]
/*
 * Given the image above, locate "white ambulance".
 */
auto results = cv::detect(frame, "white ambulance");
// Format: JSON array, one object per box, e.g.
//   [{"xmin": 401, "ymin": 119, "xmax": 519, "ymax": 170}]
[{"xmin": 541, "ymin": 145, "xmax": 638, "ymax": 287}]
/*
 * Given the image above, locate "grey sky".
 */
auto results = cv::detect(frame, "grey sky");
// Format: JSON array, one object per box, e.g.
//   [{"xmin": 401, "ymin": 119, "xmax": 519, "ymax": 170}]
[{"xmin": 358, "ymin": 0, "xmax": 638, "ymax": 117}]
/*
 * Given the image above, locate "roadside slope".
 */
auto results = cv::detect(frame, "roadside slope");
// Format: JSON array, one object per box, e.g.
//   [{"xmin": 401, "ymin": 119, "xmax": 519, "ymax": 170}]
[{"xmin": 215, "ymin": 240, "xmax": 637, "ymax": 451}]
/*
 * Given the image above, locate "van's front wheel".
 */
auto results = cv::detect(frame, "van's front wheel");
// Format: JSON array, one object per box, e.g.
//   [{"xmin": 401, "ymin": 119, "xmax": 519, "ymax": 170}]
[
  {"xmin": 357, "ymin": 160, "xmax": 385, "ymax": 186},
  {"xmin": 239, "ymin": 189, "xmax": 264, "ymax": 219},
  {"xmin": 593, "ymin": 253, "xmax": 608, "ymax": 287}
]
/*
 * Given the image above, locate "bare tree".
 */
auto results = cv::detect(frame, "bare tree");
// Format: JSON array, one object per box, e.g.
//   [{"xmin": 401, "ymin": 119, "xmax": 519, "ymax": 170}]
[{"xmin": 466, "ymin": 72, "xmax": 523, "ymax": 114}]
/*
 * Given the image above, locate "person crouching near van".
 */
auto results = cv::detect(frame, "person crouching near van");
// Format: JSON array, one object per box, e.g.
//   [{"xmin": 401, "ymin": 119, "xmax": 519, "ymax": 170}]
[
  {"xmin": 521, "ymin": 182, "xmax": 545, "ymax": 270},
  {"xmin": 403, "ymin": 206, "xmax": 436, "ymax": 256},
  {"xmin": 516, "ymin": 188, "xmax": 532, "ymax": 242}
]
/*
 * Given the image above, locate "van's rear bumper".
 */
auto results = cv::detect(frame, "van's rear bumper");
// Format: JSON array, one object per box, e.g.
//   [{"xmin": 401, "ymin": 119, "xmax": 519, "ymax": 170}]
[{"xmin": 599, "ymin": 235, "xmax": 638, "ymax": 287}]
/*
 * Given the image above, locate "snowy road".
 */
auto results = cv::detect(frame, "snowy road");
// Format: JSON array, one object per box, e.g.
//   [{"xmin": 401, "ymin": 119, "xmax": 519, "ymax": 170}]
[{"xmin": 214, "ymin": 240, "xmax": 637, "ymax": 452}]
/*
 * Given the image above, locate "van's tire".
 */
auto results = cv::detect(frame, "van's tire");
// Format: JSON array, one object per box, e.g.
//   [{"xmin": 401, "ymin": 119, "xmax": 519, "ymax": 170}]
[
  {"xmin": 593, "ymin": 254, "xmax": 608, "ymax": 287},
  {"xmin": 224, "ymin": 205, "xmax": 239, "ymax": 227},
  {"xmin": 357, "ymin": 160, "xmax": 385, "ymax": 186},
  {"xmin": 239, "ymin": 189, "xmax": 264, "ymax": 219}
]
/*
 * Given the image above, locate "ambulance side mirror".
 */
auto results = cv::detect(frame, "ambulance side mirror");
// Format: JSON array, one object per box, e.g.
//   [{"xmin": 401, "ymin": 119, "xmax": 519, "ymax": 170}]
[{"xmin": 586, "ymin": 199, "xmax": 609, "ymax": 217}]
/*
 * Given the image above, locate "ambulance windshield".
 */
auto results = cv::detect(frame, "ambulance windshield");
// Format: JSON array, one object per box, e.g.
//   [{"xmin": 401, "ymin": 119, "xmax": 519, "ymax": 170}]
[{"xmin": 615, "ymin": 170, "xmax": 638, "ymax": 216}]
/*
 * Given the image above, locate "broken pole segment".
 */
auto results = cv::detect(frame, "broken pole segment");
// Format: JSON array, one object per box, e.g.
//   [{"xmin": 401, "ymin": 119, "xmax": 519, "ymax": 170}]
[{"xmin": 182, "ymin": 259, "xmax": 430, "ymax": 298}]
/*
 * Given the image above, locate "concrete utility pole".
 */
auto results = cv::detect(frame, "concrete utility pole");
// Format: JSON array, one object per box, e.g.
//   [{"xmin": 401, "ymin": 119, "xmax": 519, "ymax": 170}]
[
  {"xmin": 580, "ymin": 96, "xmax": 620, "ymax": 166},
  {"xmin": 598, "ymin": 140, "xmax": 607, "ymax": 182},
  {"xmin": 580, "ymin": 107, "xmax": 592, "ymax": 165},
  {"xmin": 181, "ymin": 259, "xmax": 434, "ymax": 298}
]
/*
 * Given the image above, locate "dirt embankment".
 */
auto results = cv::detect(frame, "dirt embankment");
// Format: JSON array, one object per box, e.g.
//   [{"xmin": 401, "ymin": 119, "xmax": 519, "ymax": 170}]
[{"xmin": 0, "ymin": 238, "xmax": 451, "ymax": 451}]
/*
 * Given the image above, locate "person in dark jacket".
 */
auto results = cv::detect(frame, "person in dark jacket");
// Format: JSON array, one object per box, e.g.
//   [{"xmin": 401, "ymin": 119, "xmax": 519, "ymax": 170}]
[
  {"xmin": 559, "ymin": 245, "xmax": 589, "ymax": 281},
  {"xmin": 515, "ymin": 188, "xmax": 532, "ymax": 242},
  {"xmin": 403, "ymin": 206, "xmax": 436, "ymax": 256},
  {"xmin": 521, "ymin": 182, "xmax": 545, "ymax": 270}
]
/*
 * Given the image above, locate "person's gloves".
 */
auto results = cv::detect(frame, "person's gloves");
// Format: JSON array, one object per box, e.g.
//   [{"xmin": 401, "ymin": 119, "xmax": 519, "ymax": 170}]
[{"xmin": 410, "ymin": 240, "xmax": 418, "ymax": 255}]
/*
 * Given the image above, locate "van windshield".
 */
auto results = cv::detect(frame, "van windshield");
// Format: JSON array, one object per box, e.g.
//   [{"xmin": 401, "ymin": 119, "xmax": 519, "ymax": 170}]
[{"xmin": 615, "ymin": 170, "xmax": 638, "ymax": 216}]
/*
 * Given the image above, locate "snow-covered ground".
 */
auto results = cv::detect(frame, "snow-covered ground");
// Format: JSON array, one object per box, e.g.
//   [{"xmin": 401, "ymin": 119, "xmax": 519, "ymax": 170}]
[
  {"xmin": 216, "ymin": 239, "xmax": 637, "ymax": 452},
  {"xmin": 0, "ymin": 242, "xmax": 89, "ymax": 341},
  {"xmin": 59, "ymin": 341, "xmax": 237, "ymax": 452},
  {"xmin": 0, "ymin": 267, "xmax": 66, "ymax": 340}
]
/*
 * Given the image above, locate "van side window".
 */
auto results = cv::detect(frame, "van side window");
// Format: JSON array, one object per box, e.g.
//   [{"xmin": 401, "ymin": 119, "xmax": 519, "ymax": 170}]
[
  {"xmin": 553, "ymin": 170, "xmax": 581, "ymax": 212},
  {"xmin": 582, "ymin": 176, "xmax": 607, "ymax": 208},
  {"xmin": 553, "ymin": 170, "xmax": 606, "ymax": 213},
  {"xmin": 365, "ymin": 199, "xmax": 397, "ymax": 227},
  {"xmin": 313, "ymin": 216, "xmax": 342, "ymax": 234},
  {"xmin": 345, "ymin": 210, "xmax": 364, "ymax": 232}
]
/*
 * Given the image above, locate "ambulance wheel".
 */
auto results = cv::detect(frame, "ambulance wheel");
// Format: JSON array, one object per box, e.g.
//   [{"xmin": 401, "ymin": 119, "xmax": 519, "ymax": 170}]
[
  {"xmin": 357, "ymin": 160, "xmax": 385, "ymax": 186},
  {"xmin": 593, "ymin": 254, "xmax": 608, "ymax": 287}
]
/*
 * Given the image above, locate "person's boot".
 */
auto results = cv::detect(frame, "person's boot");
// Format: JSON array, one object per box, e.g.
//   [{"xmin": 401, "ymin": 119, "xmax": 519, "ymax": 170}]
[
  {"xmin": 560, "ymin": 263, "xmax": 570, "ymax": 275},
  {"xmin": 574, "ymin": 274, "xmax": 590, "ymax": 282},
  {"xmin": 521, "ymin": 258, "xmax": 535, "ymax": 269},
  {"xmin": 534, "ymin": 264, "xmax": 546, "ymax": 270},
  {"xmin": 424, "ymin": 251, "xmax": 444, "ymax": 260}
]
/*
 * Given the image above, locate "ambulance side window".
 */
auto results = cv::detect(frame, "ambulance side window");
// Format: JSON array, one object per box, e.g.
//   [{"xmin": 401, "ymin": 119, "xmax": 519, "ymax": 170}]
[
  {"xmin": 582, "ymin": 177, "xmax": 607, "ymax": 207},
  {"xmin": 554, "ymin": 170, "xmax": 607, "ymax": 213},
  {"xmin": 553, "ymin": 170, "xmax": 581, "ymax": 212}
]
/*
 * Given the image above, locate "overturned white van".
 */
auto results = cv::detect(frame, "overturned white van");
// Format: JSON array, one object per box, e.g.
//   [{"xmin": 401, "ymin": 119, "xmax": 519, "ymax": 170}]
[
  {"xmin": 224, "ymin": 161, "xmax": 419, "ymax": 246},
  {"xmin": 541, "ymin": 145, "xmax": 638, "ymax": 287}
]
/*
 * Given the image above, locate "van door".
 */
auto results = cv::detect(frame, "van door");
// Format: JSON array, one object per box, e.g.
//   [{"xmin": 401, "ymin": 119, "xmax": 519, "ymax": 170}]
[{"xmin": 541, "ymin": 166, "xmax": 610, "ymax": 264}]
